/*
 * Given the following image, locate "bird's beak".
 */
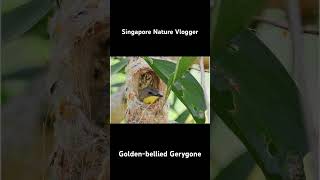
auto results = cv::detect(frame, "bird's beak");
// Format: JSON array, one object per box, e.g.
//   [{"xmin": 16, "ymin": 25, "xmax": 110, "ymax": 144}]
[{"xmin": 158, "ymin": 93, "xmax": 163, "ymax": 97}]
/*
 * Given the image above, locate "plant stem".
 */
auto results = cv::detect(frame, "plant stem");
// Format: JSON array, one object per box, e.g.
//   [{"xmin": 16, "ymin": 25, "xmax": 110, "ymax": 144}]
[
  {"xmin": 200, "ymin": 57, "xmax": 210, "ymax": 123},
  {"xmin": 287, "ymin": 0, "xmax": 318, "ymax": 179}
]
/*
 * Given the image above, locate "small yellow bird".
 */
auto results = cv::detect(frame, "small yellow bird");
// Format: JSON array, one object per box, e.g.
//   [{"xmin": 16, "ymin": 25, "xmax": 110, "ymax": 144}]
[{"xmin": 139, "ymin": 87, "xmax": 163, "ymax": 104}]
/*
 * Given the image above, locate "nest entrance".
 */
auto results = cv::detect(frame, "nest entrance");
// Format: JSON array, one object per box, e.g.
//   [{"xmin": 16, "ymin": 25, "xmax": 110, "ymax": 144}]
[{"xmin": 135, "ymin": 70, "xmax": 160, "ymax": 103}]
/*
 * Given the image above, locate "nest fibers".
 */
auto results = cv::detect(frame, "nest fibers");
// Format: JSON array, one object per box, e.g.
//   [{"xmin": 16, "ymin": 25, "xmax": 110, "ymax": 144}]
[
  {"xmin": 47, "ymin": 0, "xmax": 110, "ymax": 179},
  {"xmin": 125, "ymin": 57, "xmax": 169, "ymax": 123},
  {"xmin": 52, "ymin": 96, "xmax": 108, "ymax": 179}
]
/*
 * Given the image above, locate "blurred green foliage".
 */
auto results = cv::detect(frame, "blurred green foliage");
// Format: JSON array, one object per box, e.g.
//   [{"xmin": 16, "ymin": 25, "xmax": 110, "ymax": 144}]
[{"xmin": 1, "ymin": 0, "xmax": 51, "ymax": 104}]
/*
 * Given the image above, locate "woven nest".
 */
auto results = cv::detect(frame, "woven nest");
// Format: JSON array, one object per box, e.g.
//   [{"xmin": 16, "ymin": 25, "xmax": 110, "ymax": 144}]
[
  {"xmin": 48, "ymin": 0, "xmax": 109, "ymax": 125},
  {"xmin": 48, "ymin": 0, "xmax": 110, "ymax": 179},
  {"xmin": 124, "ymin": 57, "xmax": 168, "ymax": 123}
]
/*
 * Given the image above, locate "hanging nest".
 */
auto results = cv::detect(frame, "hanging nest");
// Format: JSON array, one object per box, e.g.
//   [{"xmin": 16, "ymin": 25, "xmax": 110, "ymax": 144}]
[
  {"xmin": 47, "ymin": 0, "xmax": 110, "ymax": 179},
  {"xmin": 124, "ymin": 57, "xmax": 169, "ymax": 123},
  {"xmin": 48, "ymin": 0, "xmax": 109, "ymax": 125},
  {"xmin": 51, "ymin": 100, "xmax": 108, "ymax": 179}
]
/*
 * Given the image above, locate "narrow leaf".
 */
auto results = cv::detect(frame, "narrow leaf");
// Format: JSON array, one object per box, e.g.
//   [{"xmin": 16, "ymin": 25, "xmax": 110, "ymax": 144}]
[
  {"xmin": 2, "ymin": 0, "xmax": 52, "ymax": 44},
  {"xmin": 170, "ymin": 95, "xmax": 178, "ymax": 112},
  {"xmin": 213, "ymin": 30, "xmax": 308, "ymax": 178},
  {"xmin": 215, "ymin": 152, "xmax": 255, "ymax": 180},
  {"xmin": 175, "ymin": 110, "xmax": 190, "ymax": 123},
  {"xmin": 211, "ymin": 0, "xmax": 265, "ymax": 56},
  {"xmin": 174, "ymin": 57, "xmax": 196, "ymax": 80},
  {"xmin": 159, "ymin": 57, "xmax": 196, "ymax": 103},
  {"xmin": 111, "ymin": 59, "xmax": 129, "ymax": 75}
]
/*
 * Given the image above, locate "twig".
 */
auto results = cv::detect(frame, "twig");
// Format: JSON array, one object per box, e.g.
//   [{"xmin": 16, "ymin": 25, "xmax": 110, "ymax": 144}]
[
  {"xmin": 287, "ymin": 0, "xmax": 318, "ymax": 179},
  {"xmin": 287, "ymin": 1, "xmax": 304, "ymax": 76},
  {"xmin": 254, "ymin": 16, "xmax": 319, "ymax": 35}
]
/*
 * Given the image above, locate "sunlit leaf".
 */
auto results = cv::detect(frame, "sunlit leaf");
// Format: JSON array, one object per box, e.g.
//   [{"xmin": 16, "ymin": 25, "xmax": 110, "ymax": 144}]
[
  {"xmin": 175, "ymin": 110, "xmax": 190, "ymax": 123},
  {"xmin": 111, "ymin": 59, "xmax": 129, "ymax": 75}
]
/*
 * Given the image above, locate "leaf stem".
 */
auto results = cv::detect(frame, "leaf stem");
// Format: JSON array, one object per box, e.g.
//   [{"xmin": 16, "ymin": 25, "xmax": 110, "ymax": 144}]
[{"xmin": 200, "ymin": 57, "xmax": 210, "ymax": 122}]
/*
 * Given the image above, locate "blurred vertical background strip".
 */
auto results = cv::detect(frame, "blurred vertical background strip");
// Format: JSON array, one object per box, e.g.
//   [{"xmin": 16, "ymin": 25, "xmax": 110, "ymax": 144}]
[
  {"xmin": 1, "ymin": 0, "xmax": 110, "ymax": 179},
  {"xmin": 211, "ymin": 0, "xmax": 318, "ymax": 179}
]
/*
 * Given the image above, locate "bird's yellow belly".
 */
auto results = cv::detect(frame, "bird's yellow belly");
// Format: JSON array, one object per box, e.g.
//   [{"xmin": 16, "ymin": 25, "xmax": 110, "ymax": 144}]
[{"xmin": 143, "ymin": 96, "xmax": 160, "ymax": 104}]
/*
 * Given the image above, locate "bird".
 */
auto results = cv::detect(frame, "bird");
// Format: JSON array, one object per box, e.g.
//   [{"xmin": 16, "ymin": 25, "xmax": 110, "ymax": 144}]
[{"xmin": 138, "ymin": 87, "xmax": 163, "ymax": 104}]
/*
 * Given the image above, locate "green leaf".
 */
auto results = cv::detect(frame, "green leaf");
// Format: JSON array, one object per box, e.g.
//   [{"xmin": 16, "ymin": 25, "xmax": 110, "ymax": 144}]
[
  {"xmin": 215, "ymin": 152, "xmax": 255, "ymax": 180},
  {"xmin": 211, "ymin": 0, "xmax": 265, "ymax": 56},
  {"xmin": 151, "ymin": 56, "xmax": 195, "ymax": 103},
  {"xmin": 111, "ymin": 82, "xmax": 124, "ymax": 88},
  {"xmin": 174, "ymin": 57, "xmax": 196, "ymax": 81},
  {"xmin": 212, "ymin": 30, "xmax": 308, "ymax": 178},
  {"xmin": 166, "ymin": 73, "xmax": 175, "ymax": 95},
  {"xmin": 2, "ymin": 0, "xmax": 52, "ymax": 44},
  {"xmin": 144, "ymin": 58, "xmax": 206, "ymax": 123},
  {"xmin": 175, "ymin": 110, "xmax": 190, "ymax": 123},
  {"xmin": 26, "ymin": 11, "xmax": 53, "ymax": 39},
  {"xmin": 166, "ymin": 57, "xmax": 195, "ymax": 100},
  {"xmin": 111, "ymin": 59, "xmax": 129, "ymax": 75},
  {"xmin": 170, "ymin": 95, "xmax": 178, "ymax": 112}
]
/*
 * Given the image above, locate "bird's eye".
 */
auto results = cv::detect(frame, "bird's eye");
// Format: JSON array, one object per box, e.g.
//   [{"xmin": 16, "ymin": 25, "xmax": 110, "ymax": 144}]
[{"xmin": 148, "ymin": 91, "xmax": 152, "ymax": 95}]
